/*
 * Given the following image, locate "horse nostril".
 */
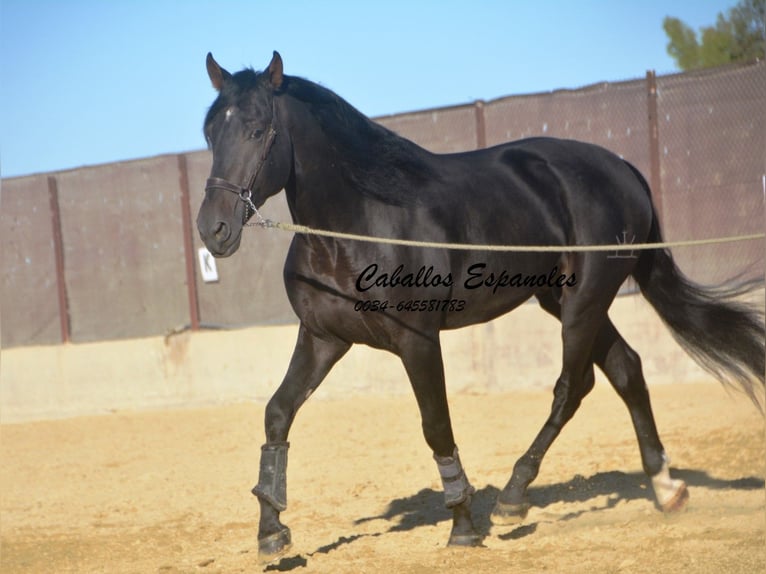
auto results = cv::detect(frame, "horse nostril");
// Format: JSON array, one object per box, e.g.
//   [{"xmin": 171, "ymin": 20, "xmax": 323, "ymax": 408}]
[{"xmin": 214, "ymin": 221, "xmax": 231, "ymax": 242}]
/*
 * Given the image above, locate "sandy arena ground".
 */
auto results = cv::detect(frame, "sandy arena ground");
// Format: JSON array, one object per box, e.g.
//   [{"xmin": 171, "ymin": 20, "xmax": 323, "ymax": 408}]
[{"xmin": 1, "ymin": 381, "xmax": 764, "ymax": 573}]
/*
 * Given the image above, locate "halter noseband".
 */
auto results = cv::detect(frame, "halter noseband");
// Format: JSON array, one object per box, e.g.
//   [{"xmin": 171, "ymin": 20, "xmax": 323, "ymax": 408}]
[{"xmin": 204, "ymin": 108, "xmax": 278, "ymax": 226}]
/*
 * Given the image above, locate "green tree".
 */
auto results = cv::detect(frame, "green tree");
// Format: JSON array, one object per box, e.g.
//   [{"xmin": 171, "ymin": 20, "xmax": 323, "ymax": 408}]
[{"xmin": 663, "ymin": 0, "xmax": 765, "ymax": 70}]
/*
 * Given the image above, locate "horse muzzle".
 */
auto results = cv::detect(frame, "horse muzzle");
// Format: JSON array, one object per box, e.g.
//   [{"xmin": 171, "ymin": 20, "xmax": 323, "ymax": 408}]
[
  {"xmin": 203, "ymin": 227, "xmax": 242, "ymax": 258},
  {"xmin": 197, "ymin": 209, "xmax": 244, "ymax": 258}
]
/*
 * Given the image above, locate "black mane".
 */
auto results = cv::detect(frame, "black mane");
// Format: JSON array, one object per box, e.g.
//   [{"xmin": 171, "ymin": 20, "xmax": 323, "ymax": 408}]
[
  {"xmin": 285, "ymin": 75, "xmax": 442, "ymax": 206},
  {"xmin": 205, "ymin": 67, "xmax": 441, "ymax": 206},
  {"xmin": 282, "ymin": 75, "xmax": 441, "ymax": 206}
]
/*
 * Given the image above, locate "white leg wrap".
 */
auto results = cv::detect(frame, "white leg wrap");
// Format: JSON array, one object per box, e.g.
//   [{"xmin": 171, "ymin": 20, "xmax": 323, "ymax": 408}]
[{"xmin": 650, "ymin": 455, "xmax": 685, "ymax": 508}]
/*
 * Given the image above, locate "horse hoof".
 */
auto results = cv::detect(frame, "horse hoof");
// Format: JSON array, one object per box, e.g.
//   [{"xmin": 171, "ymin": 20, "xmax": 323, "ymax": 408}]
[
  {"xmin": 258, "ymin": 527, "xmax": 292, "ymax": 563},
  {"xmin": 447, "ymin": 532, "xmax": 485, "ymax": 547},
  {"xmin": 490, "ymin": 501, "xmax": 530, "ymax": 525},
  {"xmin": 661, "ymin": 481, "xmax": 689, "ymax": 514}
]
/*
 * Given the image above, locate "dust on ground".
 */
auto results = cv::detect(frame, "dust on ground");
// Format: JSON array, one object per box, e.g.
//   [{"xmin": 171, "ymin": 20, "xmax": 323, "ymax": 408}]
[{"xmin": 1, "ymin": 382, "xmax": 764, "ymax": 573}]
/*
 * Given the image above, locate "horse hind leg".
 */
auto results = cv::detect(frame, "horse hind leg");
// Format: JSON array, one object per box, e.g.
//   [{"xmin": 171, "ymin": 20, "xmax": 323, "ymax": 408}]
[
  {"xmin": 491, "ymin": 289, "xmax": 600, "ymax": 525},
  {"xmin": 591, "ymin": 319, "xmax": 689, "ymax": 513},
  {"xmin": 493, "ymin": 287, "xmax": 687, "ymax": 521}
]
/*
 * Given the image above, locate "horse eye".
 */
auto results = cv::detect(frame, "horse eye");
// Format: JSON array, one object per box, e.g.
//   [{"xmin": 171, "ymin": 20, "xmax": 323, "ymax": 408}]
[{"xmin": 249, "ymin": 129, "xmax": 264, "ymax": 140}]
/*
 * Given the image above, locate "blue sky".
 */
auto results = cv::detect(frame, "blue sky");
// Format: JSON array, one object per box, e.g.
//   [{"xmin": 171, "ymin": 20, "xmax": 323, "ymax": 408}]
[{"xmin": 1, "ymin": 1, "xmax": 736, "ymax": 178}]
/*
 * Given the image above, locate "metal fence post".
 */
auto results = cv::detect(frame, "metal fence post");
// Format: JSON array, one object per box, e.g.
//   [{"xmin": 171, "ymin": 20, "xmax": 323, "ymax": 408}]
[
  {"xmin": 177, "ymin": 154, "xmax": 200, "ymax": 331},
  {"xmin": 474, "ymin": 99, "xmax": 487, "ymax": 149},
  {"xmin": 47, "ymin": 175, "xmax": 70, "ymax": 343},
  {"xmin": 646, "ymin": 70, "xmax": 664, "ymax": 224}
]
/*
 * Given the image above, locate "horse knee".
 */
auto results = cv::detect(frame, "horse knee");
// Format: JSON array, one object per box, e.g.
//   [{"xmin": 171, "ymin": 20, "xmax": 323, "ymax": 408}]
[{"xmin": 264, "ymin": 396, "xmax": 294, "ymax": 441}]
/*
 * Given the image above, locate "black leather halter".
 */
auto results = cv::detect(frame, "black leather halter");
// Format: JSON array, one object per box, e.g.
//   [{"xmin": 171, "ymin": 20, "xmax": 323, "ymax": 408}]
[{"xmin": 204, "ymin": 106, "xmax": 278, "ymax": 225}]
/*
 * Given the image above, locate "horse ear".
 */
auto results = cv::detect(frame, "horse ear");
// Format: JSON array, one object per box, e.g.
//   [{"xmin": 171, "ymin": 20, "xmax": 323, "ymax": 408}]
[
  {"xmin": 268, "ymin": 51, "xmax": 284, "ymax": 90},
  {"xmin": 206, "ymin": 52, "xmax": 231, "ymax": 91}
]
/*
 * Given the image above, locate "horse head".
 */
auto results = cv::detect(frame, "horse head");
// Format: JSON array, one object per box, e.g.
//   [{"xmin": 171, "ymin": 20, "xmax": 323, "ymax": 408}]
[{"xmin": 197, "ymin": 52, "xmax": 292, "ymax": 257}]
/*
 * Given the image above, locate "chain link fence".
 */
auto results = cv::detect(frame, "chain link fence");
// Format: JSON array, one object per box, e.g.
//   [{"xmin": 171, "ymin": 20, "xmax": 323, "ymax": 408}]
[
  {"xmin": 2, "ymin": 63, "xmax": 764, "ymax": 347},
  {"xmin": 656, "ymin": 64, "xmax": 765, "ymax": 284}
]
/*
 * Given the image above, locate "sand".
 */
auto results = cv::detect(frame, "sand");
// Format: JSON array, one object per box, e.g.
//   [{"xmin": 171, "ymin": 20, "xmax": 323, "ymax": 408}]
[{"xmin": 1, "ymin": 381, "xmax": 764, "ymax": 573}]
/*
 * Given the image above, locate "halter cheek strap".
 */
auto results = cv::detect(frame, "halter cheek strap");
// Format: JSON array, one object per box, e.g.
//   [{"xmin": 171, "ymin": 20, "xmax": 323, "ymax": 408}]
[{"xmin": 204, "ymin": 120, "xmax": 278, "ymax": 225}]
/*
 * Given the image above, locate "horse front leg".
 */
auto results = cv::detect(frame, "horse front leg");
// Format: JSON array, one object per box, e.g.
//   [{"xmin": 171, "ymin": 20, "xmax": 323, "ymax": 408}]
[
  {"xmin": 399, "ymin": 335, "xmax": 483, "ymax": 547},
  {"xmin": 253, "ymin": 323, "xmax": 350, "ymax": 562}
]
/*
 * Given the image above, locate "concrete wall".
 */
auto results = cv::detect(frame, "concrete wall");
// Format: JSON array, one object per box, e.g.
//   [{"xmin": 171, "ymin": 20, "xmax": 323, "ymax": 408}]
[{"xmin": 0, "ymin": 293, "xmax": 714, "ymax": 423}]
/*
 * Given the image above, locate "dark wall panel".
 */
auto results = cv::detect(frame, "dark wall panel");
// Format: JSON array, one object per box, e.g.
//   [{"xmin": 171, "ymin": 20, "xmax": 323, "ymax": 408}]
[
  {"xmin": 484, "ymin": 79, "xmax": 651, "ymax": 176},
  {"xmin": 1, "ymin": 175, "xmax": 61, "ymax": 346},
  {"xmin": 55, "ymin": 156, "xmax": 188, "ymax": 341},
  {"xmin": 657, "ymin": 64, "xmax": 765, "ymax": 283},
  {"xmin": 376, "ymin": 104, "xmax": 478, "ymax": 153}
]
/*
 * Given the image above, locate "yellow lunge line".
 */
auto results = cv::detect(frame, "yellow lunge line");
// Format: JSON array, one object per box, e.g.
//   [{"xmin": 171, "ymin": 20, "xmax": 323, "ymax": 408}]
[{"xmin": 254, "ymin": 218, "xmax": 764, "ymax": 253}]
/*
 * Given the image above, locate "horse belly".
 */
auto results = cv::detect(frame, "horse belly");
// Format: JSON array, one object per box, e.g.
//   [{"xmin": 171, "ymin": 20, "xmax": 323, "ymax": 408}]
[
  {"xmin": 441, "ymin": 285, "xmax": 535, "ymax": 330},
  {"xmin": 440, "ymin": 250, "xmax": 564, "ymax": 328}
]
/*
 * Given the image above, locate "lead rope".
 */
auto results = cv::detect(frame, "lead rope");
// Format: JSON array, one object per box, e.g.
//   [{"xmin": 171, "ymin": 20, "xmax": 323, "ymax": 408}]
[
  {"xmin": 244, "ymin": 207, "xmax": 764, "ymax": 252},
  {"xmin": 242, "ymin": 190, "xmax": 271, "ymax": 228}
]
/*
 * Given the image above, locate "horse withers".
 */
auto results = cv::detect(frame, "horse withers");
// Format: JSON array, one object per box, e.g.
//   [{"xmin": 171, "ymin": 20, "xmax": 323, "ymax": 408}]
[{"xmin": 196, "ymin": 51, "xmax": 765, "ymax": 561}]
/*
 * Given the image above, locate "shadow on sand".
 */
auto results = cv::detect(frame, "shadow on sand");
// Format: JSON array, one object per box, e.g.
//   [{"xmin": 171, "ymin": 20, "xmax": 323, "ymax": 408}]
[{"xmin": 264, "ymin": 468, "xmax": 763, "ymax": 571}]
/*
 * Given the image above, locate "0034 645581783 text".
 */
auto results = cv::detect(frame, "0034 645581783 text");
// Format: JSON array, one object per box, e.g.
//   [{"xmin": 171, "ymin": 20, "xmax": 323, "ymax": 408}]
[
  {"xmin": 352, "ymin": 262, "xmax": 578, "ymax": 312},
  {"xmin": 353, "ymin": 298, "xmax": 466, "ymax": 313}
]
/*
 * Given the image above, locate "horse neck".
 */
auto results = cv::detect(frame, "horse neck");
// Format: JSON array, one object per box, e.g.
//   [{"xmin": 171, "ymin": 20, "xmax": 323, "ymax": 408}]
[
  {"xmin": 280, "ymin": 95, "xmax": 377, "ymax": 227},
  {"xmin": 280, "ymin": 93, "xmax": 434, "ymax": 230}
]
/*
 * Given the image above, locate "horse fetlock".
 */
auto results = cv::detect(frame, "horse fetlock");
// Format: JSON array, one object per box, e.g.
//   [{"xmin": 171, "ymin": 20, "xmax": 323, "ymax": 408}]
[
  {"xmin": 434, "ymin": 447, "xmax": 475, "ymax": 508},
  {"xmin": 252, "ymin": 442, "xmax": 289, "ymax": 511},
  {"xmin": 506, "ymin": 456, "xmax": 540, "ymax": 495},
  {"xmin": 651, "ymin": 455, "xmax": 689, "ymax": 513},
  {"xmin": 491, "ymin": 459, "xmax": 535, "ymax": 524}
]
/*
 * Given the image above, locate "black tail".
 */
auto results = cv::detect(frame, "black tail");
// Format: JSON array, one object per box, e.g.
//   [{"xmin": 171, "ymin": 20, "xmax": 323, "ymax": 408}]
[{"xmin": 627, "ymin": 164, "xmax": 765, "ymax": 410}]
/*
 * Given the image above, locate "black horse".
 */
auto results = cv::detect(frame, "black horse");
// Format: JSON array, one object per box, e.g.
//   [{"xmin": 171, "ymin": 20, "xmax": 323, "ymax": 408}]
[{"xmin": 197, "ymin": 52, "xmax": 764, "ymax": 560}]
